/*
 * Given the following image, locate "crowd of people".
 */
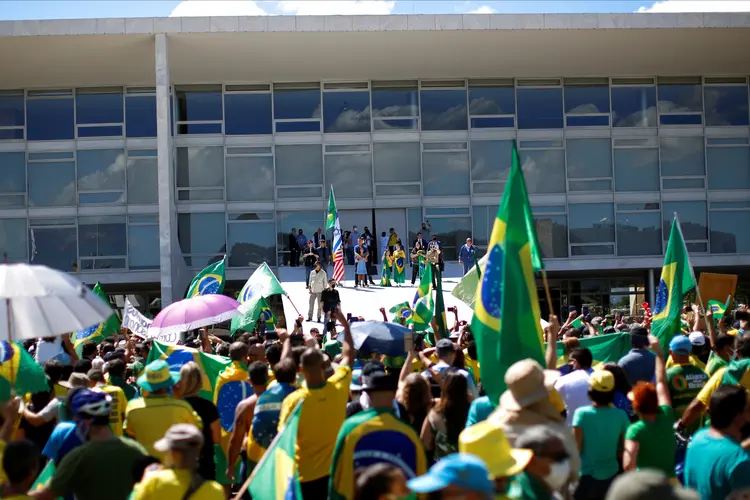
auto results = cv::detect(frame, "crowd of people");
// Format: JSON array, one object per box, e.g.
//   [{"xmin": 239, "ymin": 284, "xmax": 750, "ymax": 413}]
[{"xmin": 1, "ymin": 271, "xmax": 749, "ymax": 500}]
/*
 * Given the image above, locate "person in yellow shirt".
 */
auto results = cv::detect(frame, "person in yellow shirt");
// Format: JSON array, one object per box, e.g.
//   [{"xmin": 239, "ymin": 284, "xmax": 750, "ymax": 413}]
[
  {"xmin": 124, "ymin": 360, "xmax": 202, "ymax": 461},
  {"xmin": 87, "ymin": 369, "xmax": 127, "ymax": 437},
  {"xmin": 1, "ymin": 440, "xmax": 40, "ymax": 500},
  {"xmin": 133, "ymin": 424, "xmax": 223, "ymax": 500},
  {"xmin": 278, "ymin": 307, "xmax": 355, "ymax": 500}
]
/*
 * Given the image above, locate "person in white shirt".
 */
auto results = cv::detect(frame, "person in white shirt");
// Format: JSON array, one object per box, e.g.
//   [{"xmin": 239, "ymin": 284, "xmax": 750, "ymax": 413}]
[
  {"xmin": 307, "ymin": 262, "xmax": 328, "ymax": 322},
  {"xmin": 554, "ymin": 347, "xmax": 594, "ymax": 426}
]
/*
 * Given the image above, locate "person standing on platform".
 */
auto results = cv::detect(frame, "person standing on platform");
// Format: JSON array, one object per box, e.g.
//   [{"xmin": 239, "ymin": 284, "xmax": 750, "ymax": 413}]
[
  {"xmin": 458, "ymin": 238, "xmax": 477, "ymax": 276},
  {"xmin": 303, "ymin": 240, "xmax": 318, "ymax": 289},
  {"xmin": 288, "ymin": 228, "xmax": 299, "ymax": 267},
  {"xmin": 308, "ymin": 262, "xmax": 327, "ymax": 323},
  {"xmin": 380, "ymin": 248, "xmax": 393, "ymax": 287},
  {"xmin": 353, "ymin": 236, "xmax": 368, "ymax": 288},
  {"xmin": 313, "ymin": 227, "xmax": 324, "ymax": 247},
  {"xmin": 355, "ymin": 245, "xmax": 368, "ymax": 289},
  {"xmin": 411, "ymin": 242, "xmax": 426, "ymax": 286},
  {"xmin": 317, "ymin": 239, "xmax": 331, "ymax": 275},
  {"xmin": 392, "ymin": 244, "xmax": 406, "ymax": 287}
]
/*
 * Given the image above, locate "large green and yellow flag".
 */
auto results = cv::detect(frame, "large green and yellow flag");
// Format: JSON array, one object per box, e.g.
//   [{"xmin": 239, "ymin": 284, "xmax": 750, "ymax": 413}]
[
  {"xmin": 412, "ymin": 262, "xmax": 434, "ymax": 332},
  {"xmin": 72, "ymin": 282, "xmax": 120, "ymax": 355},
  {"xmin": 708, "ymin": 296, "xmax": 732, "ymax": 325},
  {"xmin": 434, "ymin": 266, "xmax": 449, "ymax": 341},
  {"xmin": 471, "ymin": 142, "xmax": 545, "ymax": 402},
  {"xmin": 652, "ymin": 217, "xmax": 697, "ymax": 353}
]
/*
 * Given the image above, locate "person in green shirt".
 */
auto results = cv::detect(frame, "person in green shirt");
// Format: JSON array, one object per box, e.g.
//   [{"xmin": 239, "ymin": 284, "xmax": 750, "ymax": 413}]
[
  {"xmin": 664, "ymin": 335, "xmax": 708, "ymax": 427},
  {"xmin": 513, "ymin": 426, "xmax": 572, "ymax": 500},
  {"xmin": 706, "ymin": 334, "xmax": 734, "ymax": 376},
  {"xmin": 107, "ymin": 358, "xmax": 138, "ymax": 401},
  {"xmin": 624, "ymin": 335, "xmax": 676, "ymax": 477}
]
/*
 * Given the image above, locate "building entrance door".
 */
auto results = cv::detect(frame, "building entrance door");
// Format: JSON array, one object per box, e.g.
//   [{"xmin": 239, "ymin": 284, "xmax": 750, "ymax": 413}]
[{"xmin": 374, "ymin": 209, "xmax": 407, "ymax": 257}]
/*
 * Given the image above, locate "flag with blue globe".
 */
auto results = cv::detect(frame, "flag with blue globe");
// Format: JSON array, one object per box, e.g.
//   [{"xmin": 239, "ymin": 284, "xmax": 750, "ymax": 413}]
[{"xmin": 186, "ymin": 258, "xmax": 226, "ymax": 298}]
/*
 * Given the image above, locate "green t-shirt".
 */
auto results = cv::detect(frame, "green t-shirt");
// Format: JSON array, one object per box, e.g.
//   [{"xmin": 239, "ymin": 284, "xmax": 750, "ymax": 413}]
[
  {"xmin": 572, "ymin": 405, "xmax": 629, "ymax": 480},
  {"xmin": 625, "ymin": 405, "xmax": 676, "ymax": 476},
  {"xmin": 323, "ymin": 337, "xmax": 342, "ymax": 358},
  {"xmin": 685, "ymin": 429, "xmax": 750, "ymax": 500},
  {"xmin": 706, "ymin": 352, "xmax": 729, "ymax": 377},
  {"xmin": 666, "ymin": 364, "xmax": 708, "ymax": 421},
  {"xmin": 50, "ymin": 437, "xmax": 147, "ymax": 500},
  {"xmin": 509, "ymin": 471, "xmax": 552, "ymax": 500}
]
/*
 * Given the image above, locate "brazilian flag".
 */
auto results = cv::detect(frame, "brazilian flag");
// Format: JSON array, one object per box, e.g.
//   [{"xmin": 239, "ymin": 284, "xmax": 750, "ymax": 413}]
[
  {"xmin": 708, "ymin": 296, "xmax": 732, "ymax": 325},
  {"xmin": 411, "ymin": 263, "xmax": 434, "ymax": 332},
  {"xmin": 652, "ymin": 218, "xmax": 697, "ymax": 354},
  {"xmin": 471, "ymin": 141, "xmax": 545, "ymax": 402},
  {"xmin": 389, "ymin": 302, "xmax": 413, "ymax": 325},
  {"xmin": 186, "ymin": 257, "xmax": 226, "ymax": 298},
  {"xmin": 72, "ymin": 282, "xmax": 120, "ymax": 355}
]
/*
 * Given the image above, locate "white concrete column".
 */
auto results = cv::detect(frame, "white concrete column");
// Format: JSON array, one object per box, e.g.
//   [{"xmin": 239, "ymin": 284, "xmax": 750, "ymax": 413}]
[
  {"xmin": 155, "ymin": 33, "xmax": 183, "ymax": 306},
  {"xmin": 648, "ymin": 268, "xmax": 656, "ymax": 307}
]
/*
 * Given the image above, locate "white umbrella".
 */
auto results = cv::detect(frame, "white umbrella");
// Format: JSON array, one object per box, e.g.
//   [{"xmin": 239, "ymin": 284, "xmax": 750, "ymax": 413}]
[{"xmin": 0, "ymin": 264, "xmax": 113, "ymax": 341}]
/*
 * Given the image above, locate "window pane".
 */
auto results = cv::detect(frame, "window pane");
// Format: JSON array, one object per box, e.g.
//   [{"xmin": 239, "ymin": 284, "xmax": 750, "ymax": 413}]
[
  {"xmin": 564, "ymin": 85, "xmax": 610, "ymax": 114},
  {"xmin": 275, "ymin": 145, "xmax": 323, "ymax": 186},
  {"xmin": 323, "ymin": 91, "xmax": 370, "ymax": 133},
  {"xmin": 30, "ymin": 224, "xmax": 76, "ymax": 271},
  {"xmin": 325, "ymin": 153, "xmax": 373, "ymax": 198},
  {"xmin": 571, "ymin": 245, "xmax": 614, "ymax": 256},
  {"xmin": 0, "ymin": 152, "xmax": 26, "ymax": 202},
  {"xmin": 78, "ymin": 216, "xmax": 126, "ymax": 262},
  {"xmin": 375, "ymin": 184, "xmax": 420, "ymax": 196},
  {"xmin": 704, "ymin": 86, "xmax": 750, "ymax": 127},
  {"xmin": 77, "ymin": 149, "xmax": 126, "ymax": 193},
  {"xmin": 27, "ymin": 99, "xmax": 74, "ymax": 140},
  {"xmin": 176, "ymin": 146, "xmax": 224, "ymax": 188},
  {"xmin": 616, "ymin": 212, "xmax": 662, "ymax": 256},
  {"xmin": 534, "ymin": 214, "xmax": 568, "ymax": 258},
  {"xmin": 76, "ymin": 91, "xmax": 123, "ymax": 124},
  {"xmin": 125, "ymin": 96, "xmax": 157, "ymax": 138},
  {"xmin": 0, "ymin": 219, "xmax": 26, "ymax": 262},
  {"xmin": 373, "ymin": 142, "xmax": 420, "ymax": 183},
  {"xmin": 224, "ymin": 93, "xmax": 272, "ymax": 135},
  {"xmin": 658, "ymin": 82, "xmax": 702, "ymax": 114},
  {"xmin": 226, "ymin": 156, "xmax": 274, "ymax": 201},
  {"xmin": 710, "ymin": 210, "xmax": 750, "ymax": 254},
  {"xmin": 423, "ymin": 151, "xmax": 470, "ymax": 196},
  {"xmin": 176, "ymin": 87, "xmax": 222, "ymax": 122},
  {"xmin": 516, "ymin": 88, "xmax": 563, "ymax": 129},
  {"xmin": 472, "ymin": 205, "xmax": 489, "ymax": 251},
  {"xmin": 566, "ymin": 138, "xmax": 612, "ymax": 181},
  {"xmin": 371, "ymin": 86, "xmax": 418, "ymax": 118},
  {"xmin": 277, "ymin": 211, "xmax": 323, "ymax": 259},
  {"xmin": 518, "ymin": 149, "xmax": 565, "ymax": 194},
  {"xmin": 569, "ymin": 203, "xmax": 615, "ymax": 244},
  {"xmin": 28, "ymin": 161, "xmax": 76, "ymax": 207},
  {"xmin": 128, "ymin": 224, "xmax": 159, "ymax": 269},
  {"xmin": 426, "ymin": 217, "xmax": 471, "ymax": 261},
  {"xmin": 660, "ymin": 137, "xmax": 705, "ymax": 177},
  {"xmin": 273, "ymin": 89, "xmax": 321, "ymax": 120},
  {"xmin": 707, "ymin": 146, "xmax": 750, "ymax": 190},
  {"xmin": 611, "ymin": 86, "xmax": 657, "ymax": 127},
  {"xmin": 471, "ymin": 140, "xmax": 512, "ymax": 183},
  {"xmin": 0, "ymin": 94, "xmax": 24, "ymax": 127},
  {"xmin": 277, "ymin": 187, "xmax": 321, "ymax": 199},
  {"xmin": 127, "ymin": 157, "xmax": 158, "ymax": 204},
  {"xmin": 420, "ymin": 90, "xmax": 468, "ymax": 131},
  {"xmin": 228, "ymin": 220, "xmax": 276, "ymax": 267},
  {"xmin": 178, "ymin": 213, "xmax": 226, "ymax": 263},
  {"xmin": 614, "ymin": 149, "xmax": 660, "ymax": 192},
  {"xmin": 468, "ymin": 86, "xmax": 514, "ymax": 115},
  {"xmin": 663, "ymin": 201, "xmax": 707, "ymax": 241}
]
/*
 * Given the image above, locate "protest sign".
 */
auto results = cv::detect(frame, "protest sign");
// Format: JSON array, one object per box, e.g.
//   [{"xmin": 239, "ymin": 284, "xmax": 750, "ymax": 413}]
[{"xmin": 121, "ymin": 298, "xmax": 152, "ymax": 338}]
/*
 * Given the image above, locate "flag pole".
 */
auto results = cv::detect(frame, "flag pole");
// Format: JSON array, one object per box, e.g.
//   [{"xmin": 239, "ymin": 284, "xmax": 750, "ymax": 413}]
[
  {"xmin": 3, "ymin": 253, "xmax": 14, "ymax": 395},
  {"xmin": 540, "ymin": 269, "xmax": 556, "ymax": 319},
  {"xmin": 674, "ymin": 213, "xmax": 705, "ymax": 322}
]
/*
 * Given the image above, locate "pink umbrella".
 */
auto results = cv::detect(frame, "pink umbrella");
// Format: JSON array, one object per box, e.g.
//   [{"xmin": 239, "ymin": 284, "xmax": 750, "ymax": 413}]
[{"xmin": 147, "ymin": 295, "xmax": 247, "ymax": 337}]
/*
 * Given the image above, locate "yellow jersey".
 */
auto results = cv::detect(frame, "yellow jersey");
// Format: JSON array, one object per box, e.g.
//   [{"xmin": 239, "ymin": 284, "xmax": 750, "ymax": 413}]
[
  {"xmin": 133, "ymin": 469, "xmax": 224, "ymax": 500},
  {"xmin": 696, "ymin": 366, "xmax": 750, "ymax": 407},
  {"xmin": 97, "ymin": 383, "xmax": 127, "ymax": 437},
  {"xmin": 666, "ymin": 354, "xmax": 706, "ymax": 372},
  {"xmin": 124, "ymin": 395, "xmax": 202, "ymax": 461},
  {"xmin": 278, "ymin": 366, "xmax": 352, "ymax": 482}
]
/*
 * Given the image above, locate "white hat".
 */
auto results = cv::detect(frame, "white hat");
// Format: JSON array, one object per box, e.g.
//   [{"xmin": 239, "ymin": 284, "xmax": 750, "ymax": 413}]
[{"xmin": 688, "ymin": 331, "xmax": 706, "ymax": 346}]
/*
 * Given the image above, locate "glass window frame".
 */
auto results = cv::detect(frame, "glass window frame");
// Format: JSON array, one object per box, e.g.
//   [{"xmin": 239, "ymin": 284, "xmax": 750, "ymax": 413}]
[
  {"xmin": 706, "ymin": 137, "xmax": 750, "ymax": 190},
  {"xmin": 76, "ymin": 148, "xmax": 127, "ymax": 206},
  {"xmin": 75, "ymin": 87, "xmax": 124, "ymax": 138},
  {"xmin": 563, "ymin": 78, "xmax": 611, "ymax": 128},
  {"xmin": 322, "ymin": 82, "xmax": 371, "ymax": 134},
  {"xmin": 274, "ymin": 144, "xmax": 323, "ymax": 200},
  {"xmin": 26, "ymin": 89, "xmax": 75, "ymax": 141},
  {"xmin": 532, "ymin": 204, "xmax": 569, "ymax": 259},
  {"xmin": 127, "ymin": 214, "xmax": 159, "ymax": 270},
  {"xmin": 709, "ymin": 201, "xmax": 750, "ymax": 254},
  {"xmin": 0, "ymin": 151, "xmax": 27, "ymax": 207},
  {"xmin": 77, "ymin": 215, "xmax": 127, "ymax": 270},
  {"xmin": 659, "ymin": 136, "xmax": 706, "ymax": 191},
  {"xmin": 421, "ymin": 207, "xmax": 471, "ymax": 261},
  {"xmin": 517, "ymin": 139, "xmax": 566, "ymax": 194},
  {"xmin": 467, "ymin": 79, "xmax": 515, "ymax": 129},
  {"xmin": 225, "ymin": 146, "xmax": 275, "ymax": 202},
  {"xmin": 662, "ymin": 201, "xmax": 708, "ymax": 254},
  {"xmin": 703, "ymin": 77, "xmax": 750, "ymax": 127},
  {"xmin": 567, "ymin": 202, "xmax": 616, "ymax": 257},
  {"xmin": 175, "ymin": 146, "xmax": 225, "ymax": 203},
  {"xmin": 178, "ymin": 212, "xmax": 227, "ymax": 268},
  {"xmin": 27, "ymin": 151, "xmax": 76, "ymax": 208},
  {"xmin": 516, "ymin": 79, "xmax": 564, "ymax": 130},
  {"xmin": 272, "ymin": 82, "xmax": 322, "ymax": 133},
  {"xmin": 29, "ymin": 217, "xmax": 78, "ymax": 271},
  {"xmin": 657, "ymin": 76, "xmax": 704, "ymax": 126},
  {"xmin": 226, "ymin": 212, "xmax": 277, "ymax": 268},
  {"xmin": 419, "ymin": 80, "xmax": 469, "ymax": 132},
  {"xmin": 610, "ymin": 78, "xmax": 658, "ymax": 128},
  {"xmin": 565, "ymin": 138, "xmax": 614, "ymax": 193},
  {"xmin": 373, "ymin": 141, "xmax": 422, "ymax": 196},
  {"xmin": 125, "ymin": 87, "xmax": 157, "ymax": 138},
  {"xmin": 615, "ymin": 203, "xmax": 663, "ymax": 257},
  {"xmin": 421, "ymin": 141, "xmax": 470, "ymax": 197},
  {"xmin": 126, "ymin": 149, "xmax": 158, "ymax": 205},
  {"xmin": 224, "ymin": 84, "xmax": 273, "ymax": 136},
  {"xmin": 613, "ymin": 138, "xmax": 660, "ymax": 192},
  {"xmin": 324, "ymin": 143, "xmax": 373, "ymax": 199},
  {"xmin": 174, "ymin": 84, "xmax": 223, "ymax": 135},
  {"xmin": 0, "ymin": 90, "xmax": 25, "ymax": 141},
  {"xmin": 371, "ymin": 80, "xmax": 419, "ymax": 131}
]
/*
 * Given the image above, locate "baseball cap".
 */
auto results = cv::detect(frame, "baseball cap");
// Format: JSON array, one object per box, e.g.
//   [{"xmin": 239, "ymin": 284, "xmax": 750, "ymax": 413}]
[
  {"xmin": 589, "ymin": 370, "xmax": 615, "ymax": 392},
  {"xmin": 669, "ymin": 335, "xmax": 692, "ymax": 355},
  {"xmin": 407, "ymin": 453, "xmax": 494, "ymax": 495},
  {"xmin": 350, "ymin": 368, "xmax": 363, "ymax": 392},
  {"xmin": 688, "ymin": 331, "xmax": 706, "ymax": 346},
  {"xmin": 154, "ymin": 424, "xmax": 204, "ymax": 452},
  {"xmin": 362, "ymin": 372, "xmax": 398, "ymax": 393},
  {"xmin": 436, "ymin": 339, "xmax": 456, "ymax": 356},
  {"xmin": 605, "ymin": 470, "xmax": 698, "ymax": 500}
]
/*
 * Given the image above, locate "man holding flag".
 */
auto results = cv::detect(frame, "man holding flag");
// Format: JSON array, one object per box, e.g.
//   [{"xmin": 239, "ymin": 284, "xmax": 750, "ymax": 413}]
[{"xmin": 327, "ymin": 187, "xmax": 346, "ymax": 286}]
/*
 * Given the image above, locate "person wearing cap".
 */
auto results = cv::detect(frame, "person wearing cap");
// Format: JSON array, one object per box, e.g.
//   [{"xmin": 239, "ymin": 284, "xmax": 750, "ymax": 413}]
[
  {"xmin": 407, "ymin": 453, "xmax": 495, "ymax": 499},
  {"xmin": 666, "ymin": 333, "xmax": 707, "ymax": 371},
  {"xmin": 459, "ymin": 422, "xmax": 532, "ymax": 499},
  {"xmin": 554, "ymin": 347, "xmax": 594, "ymax": 426},
  {"xmin": 32, "ymin": 389, "xmax": 148, "ymax": 500},
  {"xmin": 107, "ymin": 358, "xmax": 138, "ymax": 401},
  {"xmin": 623, "ymin": 336, "xmax": 676, "ymax": 477},
  {"xmin": 679, "ymin": 334, "xmax": 750, "ymax": 432},
  {"xmin": 488, "ymin": 359, "xmax": 580, "ymax": 482},
  {"xmin": 605, "ymin": 469, "xmax": 698, "ymax": 500},
  {"xmin": 514, "ymin": 426, "xmax": 573, "ymax": 500},
  {"xmin": 423, "ymin": 339, "xmax": 477, "ymax": 398},
  {"xmin": 665, "ymin": 335, "xmax": 708, "ymax": 428},
  {"xmin": 132, "ymin": 424, "xmax": 223, "ymax": 499},
  {"xmin": 329, "ymin": 371, "xmax": 426, "ymax": 500},
  {"xmin": 684, "ymin": 385, "xmax": 750, "ymax": 500},
  {"xmin": 618, "ymin": 327, "xmax": 656, "ymax": 385},
  {"xmin": 346, "ymin": 361, "xmax": 408, "ymax": 420},
  {"xmin": 124, "ymin": 360, "xmax": 201, "ymax": 461},
  {"xmin": 87, "ymin": 369, "xmax": 127, "ymax": 437},
  {"xmin": 571, "ymin": 370, "xmax": 629, "ymax": 500}
]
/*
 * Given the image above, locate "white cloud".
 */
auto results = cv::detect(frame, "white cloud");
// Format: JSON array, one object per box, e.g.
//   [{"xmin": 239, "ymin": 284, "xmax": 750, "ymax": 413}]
[
  {"xmin": 469, "ymin": 5, "xmax": 496, "ymax": 14},
  {"xmin": 637, "ymin": 0, "xmax": 750, "ymax": 12},
  {"xmin": 170, "ymin": 0, "xmax": 396, "ymax": 17}
]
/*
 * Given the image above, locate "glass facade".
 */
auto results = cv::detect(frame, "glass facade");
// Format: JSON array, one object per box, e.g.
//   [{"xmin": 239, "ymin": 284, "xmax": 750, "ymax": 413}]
[{"xmin": 1, "ymin": 76, "xmax": 749, "ymax": 276}]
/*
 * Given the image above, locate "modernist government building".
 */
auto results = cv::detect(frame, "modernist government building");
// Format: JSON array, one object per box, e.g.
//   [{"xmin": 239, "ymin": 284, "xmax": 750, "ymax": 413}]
[{"xmin": 0, "ymin": 12, "xmax": 749, "ymax": 313}]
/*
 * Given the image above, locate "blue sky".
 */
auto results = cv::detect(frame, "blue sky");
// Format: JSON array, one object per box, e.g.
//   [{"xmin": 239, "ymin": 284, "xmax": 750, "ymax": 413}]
[{"xmin": 1, "ymin": 0, "xmax": 748, "ymax": 21}]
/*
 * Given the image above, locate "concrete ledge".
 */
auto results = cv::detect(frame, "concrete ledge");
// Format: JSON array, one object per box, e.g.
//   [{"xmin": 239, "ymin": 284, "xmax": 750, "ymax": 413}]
[{"xmin": 2, "ymin": 13, "xmax": 750, "ymax": 37}]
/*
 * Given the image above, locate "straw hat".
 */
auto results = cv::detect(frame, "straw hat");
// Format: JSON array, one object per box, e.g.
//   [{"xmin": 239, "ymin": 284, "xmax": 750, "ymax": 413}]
[
  {"xmin": 459, "ymin": 421, "xmax": 532, "ymax": 478},
  {"xmin": 500, "ymin": 359, "xmax": 560, "ymax": 411}
]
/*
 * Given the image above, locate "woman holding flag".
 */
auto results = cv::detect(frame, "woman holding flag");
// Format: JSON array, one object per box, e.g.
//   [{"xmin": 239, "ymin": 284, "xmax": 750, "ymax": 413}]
[
  {"xmin": 380, "ymin": 249, "xmax": 393, "ymax": 287},
  {"xmin": 392, "ymin": 244, "xmax": 406, "ymax": 286}
]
